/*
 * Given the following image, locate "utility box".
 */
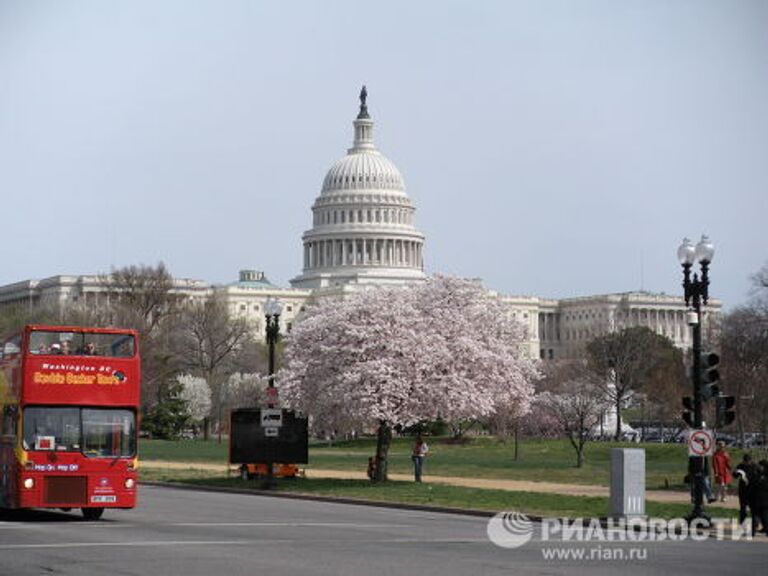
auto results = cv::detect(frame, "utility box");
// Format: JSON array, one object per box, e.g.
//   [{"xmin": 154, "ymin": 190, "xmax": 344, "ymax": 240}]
[{"xmin": 610, "ymin": 448, "xmax": 645, "ymax": 519}]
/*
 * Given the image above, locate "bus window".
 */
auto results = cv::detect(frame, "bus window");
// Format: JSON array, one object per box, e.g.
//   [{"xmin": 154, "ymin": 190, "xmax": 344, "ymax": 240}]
[
  {"xmin": 23, "ymin": 407, "xmax": 81, "ymax": 451},
  {"xmin": 82, "ymin": 409, "xmax": 136, "ymax": 458},
  {"xmin": 29, "ymin": 331, "xmax": 136, "ymax": 358}
]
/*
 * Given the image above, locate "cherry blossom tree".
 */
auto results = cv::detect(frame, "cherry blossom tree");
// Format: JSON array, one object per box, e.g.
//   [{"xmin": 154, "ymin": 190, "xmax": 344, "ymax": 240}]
[
  {"xmin": 280, "ymin": 276, "xmax": 539, "ymax": 480},
  {"xmin": 176, "ymin": 374, "xmax": 212, "ymax": 432}
]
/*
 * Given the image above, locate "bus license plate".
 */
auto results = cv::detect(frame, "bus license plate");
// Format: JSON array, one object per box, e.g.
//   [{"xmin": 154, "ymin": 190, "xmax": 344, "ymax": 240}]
[{"xmin": 91, "ymin": 495, "xmax": 117, "ymax": 503}]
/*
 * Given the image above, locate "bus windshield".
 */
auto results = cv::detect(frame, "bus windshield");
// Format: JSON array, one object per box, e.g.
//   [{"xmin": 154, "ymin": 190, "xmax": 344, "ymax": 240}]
[
  {"xmin": 23, "ymin": 407, "xmax": 136, "ymax": 457},
  {"xmin": 28, "ymin": 331, "xmax": 135, "ymax": 358}
]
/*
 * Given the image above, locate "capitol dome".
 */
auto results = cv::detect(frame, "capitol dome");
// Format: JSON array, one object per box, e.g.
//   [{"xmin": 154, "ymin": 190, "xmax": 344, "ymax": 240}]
[
  {"xmin": 321, "ymin": 151, "xmax": 405, "ymax": 194},
  {"xmin": 290, "ymin": 87, "xmax": 426, "ymax": 290}
]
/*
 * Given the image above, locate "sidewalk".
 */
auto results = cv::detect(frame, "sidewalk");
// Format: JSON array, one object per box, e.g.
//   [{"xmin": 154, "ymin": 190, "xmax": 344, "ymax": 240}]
[{"xmin": 141, "ymin": 460, "xmax": 739, "ymax": 509}]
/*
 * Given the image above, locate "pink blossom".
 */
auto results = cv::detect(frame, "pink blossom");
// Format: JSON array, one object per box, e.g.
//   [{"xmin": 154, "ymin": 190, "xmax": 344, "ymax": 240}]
[{"xmin": 280, "ymin": 276, "xmax": 539, "ymax": 433}]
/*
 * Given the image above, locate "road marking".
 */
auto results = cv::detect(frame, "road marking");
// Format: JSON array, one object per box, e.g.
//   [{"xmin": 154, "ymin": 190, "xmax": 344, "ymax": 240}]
[
  {"xmin": 0, "ymin": 540, "xmax": 260, "ymax": 550},
  {"xmin": 0, "ymin": 537, "xmax": 494, "ymax": 551},
  {"xmin": 0, "ymin": 523, "xmax": 135, "ymax": 529},
  {"xmin": 171, "ymin": 522, "xmax": 410, "ymax": 528}
]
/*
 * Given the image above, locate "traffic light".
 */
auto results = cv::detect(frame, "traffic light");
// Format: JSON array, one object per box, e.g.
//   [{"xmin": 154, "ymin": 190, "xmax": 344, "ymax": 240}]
[
  {"xmin": 682, "ymin": 396, "xmax": 694, "ymax": 427},
  {"xmin": 699, "ymin": 351, "xmax": 720, "ymax": 400},
  {"xmin": 715, "ymin": 395, "xmax": 736, "ymax": 428}
]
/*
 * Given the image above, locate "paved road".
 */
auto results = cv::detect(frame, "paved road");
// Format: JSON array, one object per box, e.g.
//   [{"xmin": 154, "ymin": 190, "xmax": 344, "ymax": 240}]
[{"xmin": 0, "ymin": 485, "xmax": 764, "ymax": 576}]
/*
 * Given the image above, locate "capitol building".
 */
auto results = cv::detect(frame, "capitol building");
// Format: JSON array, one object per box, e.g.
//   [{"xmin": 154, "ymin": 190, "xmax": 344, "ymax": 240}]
[{"xmin": 0, "ymin": 88, "xmax": 719, "ymax": 360}]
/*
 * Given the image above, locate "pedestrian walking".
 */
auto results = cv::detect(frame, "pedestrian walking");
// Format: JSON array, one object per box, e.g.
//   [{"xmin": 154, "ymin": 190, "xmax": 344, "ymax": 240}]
[
  {"xmin": 712, "ymin": 441, "xmax": 733, "ymax": 502},
  {"xmin": 688, "ymin": 456, "xmax": 716, "ymax": 503},
  {"xmin": 734, "ymin": 454, "xmax": 758, "ymax": 527},
  {"xmin": 753, "ymin": 460, "xmax": 768, "ymax": 536},
  {"xmin": 411, "ymin": 435, "xmax": 429, "ymax": 482}
]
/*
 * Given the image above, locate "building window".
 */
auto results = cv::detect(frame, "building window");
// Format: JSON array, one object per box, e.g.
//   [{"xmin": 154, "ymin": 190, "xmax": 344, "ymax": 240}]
[{"xmin": 286, "ymin": 305, "xmax": 293, "ymax": 312}]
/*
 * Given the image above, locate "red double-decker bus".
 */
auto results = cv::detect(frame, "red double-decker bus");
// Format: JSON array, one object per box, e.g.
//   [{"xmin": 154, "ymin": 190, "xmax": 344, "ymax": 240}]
[{"xmin": 0, "ymin": 325, "xmax": 140, "ymax": 520}]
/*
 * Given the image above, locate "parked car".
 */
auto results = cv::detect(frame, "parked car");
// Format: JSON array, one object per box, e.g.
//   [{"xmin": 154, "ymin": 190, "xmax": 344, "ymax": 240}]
[{"xmin": 714, "ymin": 433, "xmax": 737, "ymax": 446}]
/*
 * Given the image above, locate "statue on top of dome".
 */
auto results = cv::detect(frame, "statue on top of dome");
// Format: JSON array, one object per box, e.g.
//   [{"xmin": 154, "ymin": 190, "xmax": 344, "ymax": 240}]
[{"xmin": 357, "ymin": 85, "xmax": 370, "ymax": 119}]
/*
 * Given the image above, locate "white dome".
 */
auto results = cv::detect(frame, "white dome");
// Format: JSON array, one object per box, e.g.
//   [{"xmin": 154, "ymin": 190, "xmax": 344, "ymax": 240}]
[
  {"xmin": 322, "ymin": 150, "xmax": 405, "ymax": 193},
  {"xmin": 291, "ymin": 87, "xmax": 426, "ymax": 291}
]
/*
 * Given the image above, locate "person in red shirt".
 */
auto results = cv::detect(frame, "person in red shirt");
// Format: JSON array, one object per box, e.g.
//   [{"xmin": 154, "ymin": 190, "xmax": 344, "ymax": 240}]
[{"xmin": 712, "ymin": 441, "xmax": 733, "ymax": 502}]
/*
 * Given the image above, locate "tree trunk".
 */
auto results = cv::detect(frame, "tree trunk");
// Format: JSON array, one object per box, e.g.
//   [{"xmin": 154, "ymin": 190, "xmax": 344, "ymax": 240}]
[
  {"xmin": 374, "ymin": 420, "xmax": 392, "ymax": 482},
  {"xmin": 513, "ymin": 422, "xmax": 520, "ymax": 461},
  {"xmin": 614, "ymin": 396, "xmax": 622, "ymax": 441},
  {"xmin": 567, "ymin": 434, "xmax": 585, "ymax": 468}
]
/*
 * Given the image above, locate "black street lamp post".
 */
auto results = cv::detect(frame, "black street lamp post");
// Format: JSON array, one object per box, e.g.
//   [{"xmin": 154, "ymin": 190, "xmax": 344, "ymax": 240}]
[
  {"xmin": 677, "ymin": 235, "xmax": 715, "ymax": 523},
  {"xmin": 263, "ymin": 297, "xmax": 283, "ymax": 489}
]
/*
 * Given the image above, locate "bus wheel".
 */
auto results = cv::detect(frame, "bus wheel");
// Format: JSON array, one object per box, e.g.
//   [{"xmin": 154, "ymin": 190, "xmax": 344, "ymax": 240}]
[{"xmin": 82, "ymin": 507, "xmax": 104, "ymax": 520}]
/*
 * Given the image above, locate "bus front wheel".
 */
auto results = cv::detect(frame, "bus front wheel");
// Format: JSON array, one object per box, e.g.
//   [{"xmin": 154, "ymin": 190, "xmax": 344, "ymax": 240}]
[{"xmin": 82, "ymin": 507, "xmax": 104, "ymax": 520}]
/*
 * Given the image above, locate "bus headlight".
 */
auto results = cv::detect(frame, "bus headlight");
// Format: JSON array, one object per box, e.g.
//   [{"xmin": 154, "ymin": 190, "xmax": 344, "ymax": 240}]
[
  {"xmin": 23, "ymin": 478, "xmax": 35, "ymax": 489},
  {"xmin": 124, "ymin": 478, "xmax": 135, "ymax": 489}
]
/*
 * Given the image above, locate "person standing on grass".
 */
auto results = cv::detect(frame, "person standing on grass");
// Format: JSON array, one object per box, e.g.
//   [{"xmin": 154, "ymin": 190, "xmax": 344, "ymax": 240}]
[
  {"xmin": 411, "ymin": 435, "xmax": 429, "ymax": 482},
  {"xmin": 712, "ymin": 441, "xmax": 733, "ymax": 502}
]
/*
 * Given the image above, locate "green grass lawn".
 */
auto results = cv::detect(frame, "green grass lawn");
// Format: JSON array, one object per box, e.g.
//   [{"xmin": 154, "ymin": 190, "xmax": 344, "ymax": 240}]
[
  {"xmin": 138, "ymin": 467, "xmax": 735, "ymax": 521},
  {"xmin": 140, "ymin": 436, "xmax": 729, "ymax": 490}
]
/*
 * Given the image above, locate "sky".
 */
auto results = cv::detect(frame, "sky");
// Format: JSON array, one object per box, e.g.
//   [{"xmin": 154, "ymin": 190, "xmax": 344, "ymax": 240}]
[{"xmin": 1, "ymin": 0, "xmax": 766, "ymax": 308}]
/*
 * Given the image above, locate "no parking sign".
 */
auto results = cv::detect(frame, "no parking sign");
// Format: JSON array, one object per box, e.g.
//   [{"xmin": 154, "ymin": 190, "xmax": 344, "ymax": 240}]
[{"xmin": 688, "ymin": 429, "xmax": 715, "ymax": 457}]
